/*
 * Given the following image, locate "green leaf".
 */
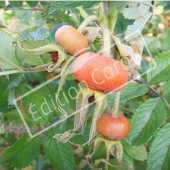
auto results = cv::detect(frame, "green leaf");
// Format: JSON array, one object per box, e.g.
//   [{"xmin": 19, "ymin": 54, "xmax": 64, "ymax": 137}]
[
  {"xmin": 0, "ymin": 75, "xmax": 9, "ymax": 111},
  {"xmin": 108, "ymin": 7, "xmax": 119, "ymax": 33},
  {"xmin": 48, "ymin": 1, "xmax": 101, "ymax": 14},
  {"xmin": 8, "ymin": 89, "xmax": 16, "ymax": 106},
  {"xmin": 16, "ymin": 38, "xmax": 51, "ymax": 66},
  {"xmin": 44, "ymin": 128, "xmax": 75, "ymax": 170},
  {"xmin": 120, "ymin": 83, "xmax": 149, "ymax": 102},
  {"xmin": 147, "ymin": 123, "xmax": 170, "ymax": 170},
  {"xmin": 7, "ymin": 74, "xmax": 23, "ymax": 91},
  {"xmin": 1, "ymin": 134, "xmax": 40, "ymax": 169},
  {"xmin": 0, "ymin": 75, "xmax": 8, "ymax": 93},
  {"xmin": 108, "ymin": 82, "xmax": 149, "ymax": 107},
  {"xmin": 0, "ymin": 92, "xmax": 8, "ymax": 112},
  {"xmin": 122, "ymin": 139, "xmax": 147, "ymax": 161},
  {"xmin": 147, "ymin": 51, "xmax": 170, "ymax": 83},
  {"xmin": 15, "ymin": 86, "xmax": 51, "ymax": 124},
  {"xmin": 108, "ymin": 1, "xmax": 151, "ymax": 20},
  {"xmin": 163, "ymin": 80, "xmax": 170, "ymax": 97},
  {"xmin": 26, "ymin": 1, "xmax": 38, "ymax": 7},
  {"xmin": 129, "ymin": 98, "xmax": 166, "ymax": 146},
  {"xmin": 97, "ymin": 5, "xmax": 104, "ymax": 24},
  {"xmin": 115, "ymin": 13, "xmax": 134, "ymax": 34},
  {"xmin": 22, "ymin": 27, "xmax": 50, "ymax": 41},
  {"xmin": 125, "ymin": 12, "xmax": 152, "ymax": 41},
  {"xmin": 0, "ymin": 30, "xmax": 21, "ymax": 70}
]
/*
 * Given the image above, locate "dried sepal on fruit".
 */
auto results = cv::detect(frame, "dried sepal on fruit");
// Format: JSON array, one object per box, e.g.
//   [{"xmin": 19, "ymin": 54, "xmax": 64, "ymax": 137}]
[
  {"xmin": 87, "ymin": 136, "xmax": 132, "ymax": 170},
  {"xmin": 83, "ymin": 27, "xmax": 102, "ymax": 44},
  {"xmin": 54, "ymin": 87, "xmax": 107, "ymax": 145}
]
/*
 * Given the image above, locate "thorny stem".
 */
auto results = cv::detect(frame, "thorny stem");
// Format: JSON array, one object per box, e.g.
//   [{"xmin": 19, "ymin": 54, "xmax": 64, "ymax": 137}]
[
  {"xmin": 112, "ymin": 91, "xmax": 120, "ymax": 117},
  {"xmin": 131, "ymin": 77, "xmax": 170, "ymax": 111},
  {"xmin": 77, "ymin": 15, "xmax": 98, "ymax": 33}
]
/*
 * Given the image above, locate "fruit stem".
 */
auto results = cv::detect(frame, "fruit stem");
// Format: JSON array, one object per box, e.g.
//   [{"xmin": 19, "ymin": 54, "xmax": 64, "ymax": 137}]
[
  {"xmin": 102, "ymin": 28, "xmax": 111, "ymax": 57},
  {"xmin": 112, "ymin": 91, "xmax": 120, "ymax": 117},
  {"xmin": 77, "ymin": 15, "xmax": 98, "ymax": 33}
]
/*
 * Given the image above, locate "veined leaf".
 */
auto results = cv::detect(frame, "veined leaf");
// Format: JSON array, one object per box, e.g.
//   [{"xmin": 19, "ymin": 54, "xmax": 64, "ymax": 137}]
[
  {"xmin": 108, "ymin": 82, "xmax": 149, "ymax": 107},
  {"xmin": 147, "ymin": 51, "xmax": 170, "ymax": 84},
  {"xmin": 129, "ymin": 98, "xmax": 166, "ymax": 146},
  {"xmin": 0, "ymin": 30, "xmax": 21, "ymax": 70},
  {"xmin": 1, "ymin": 134, "xmax": 40, "ymax": 169},
  {"xmin": 147, "ymin": 123, "xmax": 170, "ymax": 170},
  {"xmin": 48, "ymin": 1, "xmax": 100, "ymax": 14},
  {"xmin": 120, "ymin": 82, "xmax": 149, "ymax": 102},
  {"xmin": 44, "ymin": 128, "xmax": 75, "ymax": 170}
]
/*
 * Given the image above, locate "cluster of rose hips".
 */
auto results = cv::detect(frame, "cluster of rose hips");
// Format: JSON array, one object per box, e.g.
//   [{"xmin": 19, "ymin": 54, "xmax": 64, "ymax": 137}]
[{"xmin": 55, "ymin": 25, "xmax": 130, "ymax": 142}]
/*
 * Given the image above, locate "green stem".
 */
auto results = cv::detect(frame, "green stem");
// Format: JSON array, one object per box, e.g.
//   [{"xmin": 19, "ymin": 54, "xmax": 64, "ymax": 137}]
[
  {"xmin": 102, "ymin": 28, "xmax": 111, "ymax": 57},
  {"xmin": 77, "ymin": 15, "xmax": 98, "ymax": 33},
  {"xmin": 103, "ymin": 1, "xmax": 109, "ymax": 28},
  {"xmin": 112, "ymin": 91, "xmax": 120, "ymax": 117}
]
